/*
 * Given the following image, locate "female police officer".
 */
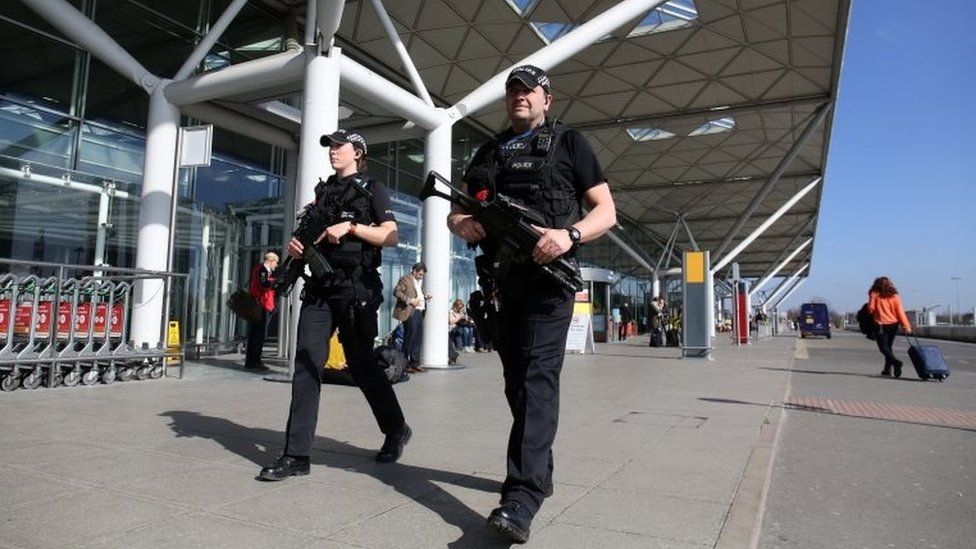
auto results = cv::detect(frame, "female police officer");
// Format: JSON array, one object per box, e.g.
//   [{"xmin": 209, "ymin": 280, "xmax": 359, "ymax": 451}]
[
  {"xmin": 449, "ymin": 66, "xmax": 617, "ymax": 542},
  {"xmin": 259, "ymin": 130, "xmax": 411, "ymax": 481}
]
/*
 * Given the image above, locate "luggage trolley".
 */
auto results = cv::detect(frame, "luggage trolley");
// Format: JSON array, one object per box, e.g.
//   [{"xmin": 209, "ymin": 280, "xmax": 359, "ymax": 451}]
[
  {"xmin": 86, "ymin": 278, "xmax": 121, "ymax": 385},
  {"xmin": 56, "ymin": 278, "xmax": 89, "ymax": 387},
  {"xmin": 5, "ymin": 276, "xmax": 54, "ymax": 390},
  {"xmin": 0, "ymin": 273, "xmax": 21, "ymax": 391},
  {"xmin": 108, "ymin": 280, "xmax": 149, "ymax": 382},
  {"xmin": 23, "ymin": 276, "xmax": 63, "ymax": 389}
]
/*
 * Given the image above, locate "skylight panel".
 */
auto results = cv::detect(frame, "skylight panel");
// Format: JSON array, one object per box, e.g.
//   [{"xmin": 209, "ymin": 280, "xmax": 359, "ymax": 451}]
[
  {"xmin": 530, "ymin": 22, "xmax": 577, "ymax": 44},
  {"xmin": 627, "ymin": 127, "xmax": 676, "ymax": 141},
  {"xmin": 689, "ymin": 117, "xmax": 735, "ymax": 136},
  {"xmin": 505, "ymin": 0, "xmax": 538, "ymax": 17},
  {"xmin": 628, "ymin": 0, "xmax": 699, "ymax": 37}
]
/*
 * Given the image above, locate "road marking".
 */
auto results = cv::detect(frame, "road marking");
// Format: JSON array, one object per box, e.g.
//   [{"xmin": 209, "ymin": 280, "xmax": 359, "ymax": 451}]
[
  {"xmin": 787, "ymin": 397, "xmax": 976, "ymax": 430},
  {"xmin": 794, "ymin": 339, "xmax": 809, "ymax": 360}
]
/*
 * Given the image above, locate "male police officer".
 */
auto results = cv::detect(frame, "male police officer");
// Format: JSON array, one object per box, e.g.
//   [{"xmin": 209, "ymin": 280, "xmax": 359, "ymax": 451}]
[{"xmin": 448, "ymin": 65, "xmax": 617, "ymax": 543}]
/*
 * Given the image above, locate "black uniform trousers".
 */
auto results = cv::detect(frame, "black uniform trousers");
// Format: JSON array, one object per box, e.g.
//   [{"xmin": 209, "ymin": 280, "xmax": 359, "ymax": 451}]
[
  {"xmin": 245, "ymin": 308, "xmax": 273, "ymax": 367},
  {"xmin": 495, "ymin": 267, "xmax": 575, "ymax": 515},
  {"xmin": 284, "ymin": 287, "xmax": 406, "ymax": 457},
  {"xmin": 875, "ymin": 323, "xmax": 902, "ymax": 367}
]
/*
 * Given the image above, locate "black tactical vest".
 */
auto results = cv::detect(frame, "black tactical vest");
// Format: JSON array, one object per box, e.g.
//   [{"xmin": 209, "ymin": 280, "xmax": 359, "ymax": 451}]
[
  {"xmin": 313, "ymin": 174, "xmax": 381, "ymax": 274},
  {"xmin": 488, "ymin": 120, "xmax": 582, "ymax": 231}
]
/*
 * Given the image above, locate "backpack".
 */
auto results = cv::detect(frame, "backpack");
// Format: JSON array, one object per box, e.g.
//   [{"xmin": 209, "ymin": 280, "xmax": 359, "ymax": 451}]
[{"xmin": 856, "ymin": 303, "xmax": 878, "ymax": 340}]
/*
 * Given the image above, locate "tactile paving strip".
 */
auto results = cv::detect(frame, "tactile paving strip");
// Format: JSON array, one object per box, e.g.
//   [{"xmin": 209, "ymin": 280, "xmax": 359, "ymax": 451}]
[{"xmin": 787, "ymin": 396, "xmax": 976, "ymax": 430}]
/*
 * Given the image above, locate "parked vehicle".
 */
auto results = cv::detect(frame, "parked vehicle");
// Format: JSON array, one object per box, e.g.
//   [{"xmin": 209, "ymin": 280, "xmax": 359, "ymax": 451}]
[{"xmin": 799, "ymin": 303, "xmax": 831, "ymax": 339}]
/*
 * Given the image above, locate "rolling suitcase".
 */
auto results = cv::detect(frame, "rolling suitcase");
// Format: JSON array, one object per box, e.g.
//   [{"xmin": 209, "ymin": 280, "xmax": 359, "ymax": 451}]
[{"xmin": 905, "ymin": 335, "xmax": 950, "ymax": 381}]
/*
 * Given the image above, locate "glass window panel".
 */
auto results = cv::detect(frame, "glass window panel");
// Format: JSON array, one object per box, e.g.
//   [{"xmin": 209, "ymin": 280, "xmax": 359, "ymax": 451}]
[
  {"xmin": 0, "ymin": 169, "xmax": 101, "ymax": 265},
  {"xmin": 0, "ymin": 98, "xmax": 77, "ymax": 168},
  {"xmin": 210, "ymin": 127, "xmax": 273, "ymax": 172},
  {"xmin": 77, "ymin": 121, "xmax": 146, "ymax": 184},
  {"xmin": 396, "ymin": 139, "xmax": 425, "ymax": 179},
  {"xmin": 93, "ymin": 0, "xmax": 198, "ymax": 77},
  {"xmin": 85, "ymin": 59, "xmax": 149, "ymax": 129},
  {"xmin": 0, "ymin": 19, "xmax": 83, "ymax": 114},
  {"xmin": 0, "ymin": 0, "xmax": 83, "ymax": 39},
  {"xmin": 193, "ymin": 156, "xmax": 282, "ymax": 211}
]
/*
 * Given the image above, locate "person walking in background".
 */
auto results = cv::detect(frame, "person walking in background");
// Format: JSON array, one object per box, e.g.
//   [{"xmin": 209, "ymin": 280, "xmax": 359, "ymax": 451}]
[
  {"xmin": 393, "ymin": 263, "xmax": 429, "ymax": 373},
  {"xmin": 449, "ymin": 298, "xmax": 476, "ymax": 352},
  {"xmin": 244, "ymin": 252, "xmax": 279, "ymax": 372},
  {"xmin": 868, "ymin": 276, "xmax": 913, "ymax": 378}
]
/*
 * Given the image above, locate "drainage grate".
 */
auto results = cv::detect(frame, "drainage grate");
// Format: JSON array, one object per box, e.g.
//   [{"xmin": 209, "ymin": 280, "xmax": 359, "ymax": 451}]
[{"xmin": 787, "ymin": 397, "xmax": 976, "ymax": 430}]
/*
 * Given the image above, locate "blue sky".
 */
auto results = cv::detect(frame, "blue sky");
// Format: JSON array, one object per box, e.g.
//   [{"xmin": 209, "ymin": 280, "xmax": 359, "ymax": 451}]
[{"xmin": 778, "ymin": 0, "xmax": 976, "ymax": 316}]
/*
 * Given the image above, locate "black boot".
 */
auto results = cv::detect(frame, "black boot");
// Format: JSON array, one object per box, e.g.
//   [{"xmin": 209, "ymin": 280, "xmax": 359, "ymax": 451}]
[
  {"xmin": 258, "ymin": 454, "xmax": 309, "ymax": 481},
  {"xmin": 376, "ymin": 424, "xmax": 412, "ymax": 463},
  {"xmin": 893, "ymin": 360, "xmax": 903, "ymax": 378},
  {"xmin": 880, "ymin": 365, "xmax": 891, "ymax": 377},
  {"xmin": 487, "ymin": 500, "xmax": 533, "ymax": 543}
]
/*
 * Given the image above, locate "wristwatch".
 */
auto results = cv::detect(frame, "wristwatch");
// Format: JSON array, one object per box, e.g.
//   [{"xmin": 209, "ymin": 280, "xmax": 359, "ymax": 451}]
[{"xmin": 567, "ymin": 226, "xmax": 582, "ymax": 251}]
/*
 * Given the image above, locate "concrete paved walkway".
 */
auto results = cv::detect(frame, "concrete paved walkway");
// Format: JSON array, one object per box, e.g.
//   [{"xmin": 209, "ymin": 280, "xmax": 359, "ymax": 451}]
[{"xmin": 0, "ymin": 333, "xmax": 806, "ymax": 548}]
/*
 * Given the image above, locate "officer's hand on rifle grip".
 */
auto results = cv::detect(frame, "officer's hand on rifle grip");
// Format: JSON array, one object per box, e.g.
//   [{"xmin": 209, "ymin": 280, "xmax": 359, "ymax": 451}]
[
  {"xmin": 448, "ymin": 214, "xmax": 487, "ymax": 243},
  {"xmin": 287, "ymin": 238, "xmax": 303, "ymax": 259},
  {"xmin": 316, "ymin": 222, "xmax": 353, "ymax": 245},
  {"xmin": 531, "ymin": 225, "xmax": 572, "ymax": 265}
]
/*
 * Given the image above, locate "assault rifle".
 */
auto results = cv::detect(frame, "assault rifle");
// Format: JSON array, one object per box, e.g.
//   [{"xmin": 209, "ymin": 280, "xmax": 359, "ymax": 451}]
[
  {"xmin": 274, "ymin": 176, "xmax": 371, "ymax": 297},
  {"xmin": 419, "ymin": 170, "xmax": 583, "ymax": 292}
]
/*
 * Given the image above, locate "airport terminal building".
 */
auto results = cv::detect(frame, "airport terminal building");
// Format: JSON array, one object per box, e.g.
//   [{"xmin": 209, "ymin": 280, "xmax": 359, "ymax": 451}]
[{"xmin": 0, "ymin": 0, "xmax": 848, "ymax": 369}]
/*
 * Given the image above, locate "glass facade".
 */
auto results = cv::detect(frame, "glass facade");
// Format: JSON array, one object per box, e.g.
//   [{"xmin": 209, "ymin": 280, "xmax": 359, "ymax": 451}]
[{"xmin": 0, "ymin": 1, "xmax": 651, "ymax": 350}]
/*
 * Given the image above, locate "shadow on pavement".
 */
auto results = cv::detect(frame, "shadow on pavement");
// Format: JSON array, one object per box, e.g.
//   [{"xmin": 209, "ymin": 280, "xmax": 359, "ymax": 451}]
[
  {"xmin": 759, "ymin": 366, "xmax": 886, "ymax": 380},
  {"xmin": 159, "ymin": 411, "xmax": 511, "ymax": 548}
]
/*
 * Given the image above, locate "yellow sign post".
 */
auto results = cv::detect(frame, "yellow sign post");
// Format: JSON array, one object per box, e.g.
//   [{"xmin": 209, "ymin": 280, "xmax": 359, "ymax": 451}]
[{"xmin": 166, "ymin": 320, "xmax": 182, "ymax": 365}]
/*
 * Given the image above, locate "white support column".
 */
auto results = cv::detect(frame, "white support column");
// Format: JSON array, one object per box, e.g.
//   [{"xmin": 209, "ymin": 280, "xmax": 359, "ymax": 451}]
[
  {"xmin": 651, "ymin": 273, "xmax": 660, "ymax": 298},
  {"xmin": 420, "ymin": 122, "xmax": 453, "ymax": 368},
  {"xmin": 131, "ymin": 86, "xmax": 180, "ymax": 347},
  {"xmin": 767, "ymin": 264, "xmax": 809, "ymax": 308},
  {"xmin": 21, "ymin": 0, "xmax": 159, "ymax": 92},
  {"xmin": 286, "ymin": 49, "xmax": 341, "ymax": 376},
  {"xmin": 219, "ymin": 227, "xmax": 233, "ymax": 343},
  {"xmin": 93, "ymin": 182, "xmax": 112, "ymax": 268},
  {"xmin": 174, "ymin": 0, "xmax": 250, "ymax": 80},
  {"xmin": 450, "ymin": 0, "xmax": 669, "ymax": 118},
  {"xmin": 367, "ymin": 0, "xmax": 435, "ymax": 107},
  {"xmin": 712, "ymin": 104, "xmax": 832, "ymax": 263},
  {"xmin": 317, "ymin": 0, "xmax": 345, "ymax": 47},
  {"xmin": 750, "ymin": 237, "xmax": 813, "ymax": 297},
  {"xmin": 278, "ymin": 149, "xmax": 299, "ymax": 358},
  {"xmin": 181, "ymin": 102, "xmax": 297, "ymax": 150},
  {"xmin": 771, "ymin": 277, "xmax": 806, "ymax": 311},
  {"xmin": 165, "ymin": 49, "xmax": 305, "ymax": 106},
  {"xmin": 195, "ymin": 216, "xmax": 212, "ymax": 345},
  {"xmin": 339, "ymin": 57, "xmax": 444, "ymax": 130},
  {"xmin": 712, "ymin": 177, "xmax": 821, "ymax": 274}
]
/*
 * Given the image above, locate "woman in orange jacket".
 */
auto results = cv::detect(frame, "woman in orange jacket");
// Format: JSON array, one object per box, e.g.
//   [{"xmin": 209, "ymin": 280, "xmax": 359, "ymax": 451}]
[{"xmin": 867, "ymin": 276, "xmax": 912, "ymax": 377}]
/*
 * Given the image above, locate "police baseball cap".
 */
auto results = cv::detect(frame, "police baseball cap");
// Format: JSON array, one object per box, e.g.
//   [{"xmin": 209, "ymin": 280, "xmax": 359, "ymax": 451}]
[
  {"xmin": 320, "ymin": 129, "xmax": 367, "ymax": 155},
  {"xmin": 506, "ymin": 65, "xmax": 551, "ymax": 93}
]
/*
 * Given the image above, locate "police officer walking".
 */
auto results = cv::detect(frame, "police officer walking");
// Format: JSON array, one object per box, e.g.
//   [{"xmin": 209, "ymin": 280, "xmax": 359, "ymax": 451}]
[
  {"xmin": 259, "ymin": 130, "xmax": 411, "ymax": 481},
  {"xmin": 448, "ymin": 65, "xmax": 617, "ymax": 543}
]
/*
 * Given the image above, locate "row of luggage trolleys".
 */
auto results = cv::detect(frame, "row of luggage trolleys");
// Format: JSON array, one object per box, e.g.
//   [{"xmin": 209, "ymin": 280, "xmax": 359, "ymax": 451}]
[{"xmin": 0, "ymin": 273, "xmax": 167, "ymax": 391}]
